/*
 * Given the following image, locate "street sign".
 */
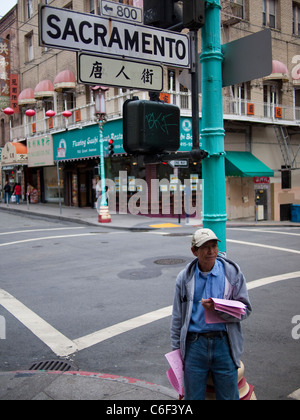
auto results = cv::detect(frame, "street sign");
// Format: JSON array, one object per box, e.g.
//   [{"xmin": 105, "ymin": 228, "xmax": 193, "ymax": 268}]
[
  {"xmin": 101, "ymin": 0, "xmax": 143, "ymax": 24},
  {"xmin": 179, "ymin": 29, "xmax": 272, "ymax": 91},
  {"xmin": 169, "ymin": 160, "xmax": 189, "ymax": 168},
  {"xmin": 39, "ymin": 5, "xmax": 190, "ymax": 68},
  {"xmin": 222, "ymin": 29, "xmax": 272, "ymax": 87},
  {"xmin": 77, "ymin": 53, "xmax": 163, "ymax": 91}
]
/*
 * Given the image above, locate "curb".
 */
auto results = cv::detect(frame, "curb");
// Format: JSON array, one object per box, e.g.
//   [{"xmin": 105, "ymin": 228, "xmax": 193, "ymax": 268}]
[{"xmin": 0, "ymin": 370, "xmax": 177, "ymax": 400}]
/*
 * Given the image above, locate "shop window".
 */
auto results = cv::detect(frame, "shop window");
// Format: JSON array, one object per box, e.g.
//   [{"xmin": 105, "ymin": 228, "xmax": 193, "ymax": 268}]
[{"xmin": 44, "ymin": 166, "xmax": 64, "ymax": 203}]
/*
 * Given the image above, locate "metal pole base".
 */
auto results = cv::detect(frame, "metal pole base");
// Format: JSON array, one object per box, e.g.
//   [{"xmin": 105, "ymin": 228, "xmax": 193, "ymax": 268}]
[{"xmin": 98, "ymin": 206, "xmax": 111, "ymax": 223}]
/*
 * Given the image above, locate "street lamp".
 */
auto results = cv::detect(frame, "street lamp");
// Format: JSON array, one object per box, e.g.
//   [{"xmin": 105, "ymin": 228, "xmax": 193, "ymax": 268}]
[{"xmin": 91, "ymin": 85, "xmax": 111, "ymax": 223}]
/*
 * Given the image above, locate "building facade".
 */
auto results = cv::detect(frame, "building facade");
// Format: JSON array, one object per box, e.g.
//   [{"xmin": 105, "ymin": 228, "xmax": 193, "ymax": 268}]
[
  {"xmin": 0, "ymin": 5, "xmax": 22, "ymax": 194},
  {"xmin": 0, "ymin": 0, "xmax": 299, "ymax": 221}
]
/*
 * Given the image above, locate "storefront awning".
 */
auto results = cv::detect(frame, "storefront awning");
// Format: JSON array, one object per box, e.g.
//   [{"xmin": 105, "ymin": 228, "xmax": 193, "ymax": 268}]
[
  {"xmin": 18, "ymin": 88, "xmax": 36, "ymax": 106},
  {"xmin": 264, "ymin": 60, "xmax": 289, "ymax": 82},
  {"xmin": 225, "ymin": 152, "xmax": 274, "ymax": 177},
  {"xmin": 34, "ymin": 80, "xmax": 54, "ymax": 99},
  {"xmin": 1, "ymin": 142, "xmax": 28, "ymax": 166},
  {"xmin": 54, "ymin": 70, "xmax": 76, "ymax": 91}
]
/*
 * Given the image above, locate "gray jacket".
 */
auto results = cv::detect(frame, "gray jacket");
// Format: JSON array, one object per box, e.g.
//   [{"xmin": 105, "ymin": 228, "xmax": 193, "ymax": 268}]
[{"xmin": 170, "ymin": 255, "xmax": 252, "ymax": 368}]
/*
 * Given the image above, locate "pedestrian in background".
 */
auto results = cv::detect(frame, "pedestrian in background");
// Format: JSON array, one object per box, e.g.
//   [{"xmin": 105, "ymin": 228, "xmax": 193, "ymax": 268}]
[
  {"xmin": 4, "ymin": 181, "xmax": 11, "ymax": 203},
  {"xmin": 171, "ymin": 228, "xmax": 252, "ymax": 400},
  {"xmin": 14, "ymin": 183, "xmax": 21, "ymax": 204}
]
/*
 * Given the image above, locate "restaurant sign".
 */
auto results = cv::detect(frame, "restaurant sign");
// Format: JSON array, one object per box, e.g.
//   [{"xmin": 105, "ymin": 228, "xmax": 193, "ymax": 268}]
[
  {"xmin": 52, "ymin": 116, "xmax": 198, "ymax": 160},
  {"xmin": 27, "ymin": 135, "xmax": 54, "ymax": 167}
]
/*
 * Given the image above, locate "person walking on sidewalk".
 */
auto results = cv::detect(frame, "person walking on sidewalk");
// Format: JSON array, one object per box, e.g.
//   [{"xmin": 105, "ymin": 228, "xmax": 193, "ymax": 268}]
[
  {"xmin": 4, "ymin": 181, "xmax": 11, "ymax": 203},
  {"xmin": 14, "ymin": 183, "xmax": 21, "ymax": 204},
  {"xmin": 170, "ymin": 228, "xmax": 252, "ymax": 400}
]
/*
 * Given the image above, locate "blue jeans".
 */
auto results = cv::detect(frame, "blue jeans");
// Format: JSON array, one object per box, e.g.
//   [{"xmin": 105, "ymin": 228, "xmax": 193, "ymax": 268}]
[{"xmin": 184, "ymin": 332, "xmax": 239, "ymax": 400}]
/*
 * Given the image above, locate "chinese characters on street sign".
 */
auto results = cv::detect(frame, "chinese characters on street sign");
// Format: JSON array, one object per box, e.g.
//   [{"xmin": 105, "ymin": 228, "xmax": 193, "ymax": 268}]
[{"xmin": 77, "ymin": 53, "xmax": 163, "ymax": 91}]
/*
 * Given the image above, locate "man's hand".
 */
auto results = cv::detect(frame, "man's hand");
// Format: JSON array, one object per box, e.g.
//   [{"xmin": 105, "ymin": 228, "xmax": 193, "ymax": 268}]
[{"xmin": 201, "ymin": 298, "xmax": 214, "ymax": 311}]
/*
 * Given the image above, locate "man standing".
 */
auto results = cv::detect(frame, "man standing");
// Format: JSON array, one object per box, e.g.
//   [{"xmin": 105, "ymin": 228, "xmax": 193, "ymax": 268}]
[
  {"xmin": 4, "ymin": 181, "xmax": 11, "ymax": 203},
  {"xmin": 171, "ymin": 228, "xmax": 252, "ymax": 400}
]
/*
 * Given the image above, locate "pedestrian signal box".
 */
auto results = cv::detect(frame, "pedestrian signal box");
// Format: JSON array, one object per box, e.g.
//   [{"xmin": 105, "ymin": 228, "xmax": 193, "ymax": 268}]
[{"xmin": 123, "ymin": 99, "xmax": 180, "ymax": 155}]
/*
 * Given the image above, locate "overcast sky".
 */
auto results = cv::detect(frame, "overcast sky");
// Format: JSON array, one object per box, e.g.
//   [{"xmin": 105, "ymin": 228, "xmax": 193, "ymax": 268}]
[{"xmin": 0, "ymin": 0, "xmax": 17, "ymax": 19}]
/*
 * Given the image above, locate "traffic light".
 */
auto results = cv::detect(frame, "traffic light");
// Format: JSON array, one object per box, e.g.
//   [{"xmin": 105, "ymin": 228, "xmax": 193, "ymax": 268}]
[
  {"xmin": 108, "ymin": 139, "xmax": 114, "ymax": 157},
  {"xmin": 123, "ymin": 98, "xmax": 180, "ymax": 155},
  {"xmin": 144, "ymin": 0, "xmax": 183, "ymax": 30},
  {"xmin": 183, "ymin": 0, "xmax": 205, "ymax": 30}
]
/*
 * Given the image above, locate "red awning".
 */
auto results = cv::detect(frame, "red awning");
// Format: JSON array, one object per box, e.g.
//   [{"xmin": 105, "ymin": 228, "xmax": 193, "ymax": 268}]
[
  {"xmin": 18, "ymin": 88, "xmax": 36, "ymax": 106},
  {"xmin": 264, "ymin": 60, "xmax": 289, "ymax": 82},
  {"xmin": 54, "ymin": 70, "xmax": 76, "ymax": 91},
  {"xmin": 11, "ymin": 142, "xmax": 27, "ymax": 154},
  {"xmin": 34, "ymin": 80, "xmax": 54, "ymax": 99}
]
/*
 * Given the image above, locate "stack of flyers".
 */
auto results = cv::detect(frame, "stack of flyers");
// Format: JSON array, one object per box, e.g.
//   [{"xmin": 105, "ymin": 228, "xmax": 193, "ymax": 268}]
[{"xmin": 205, "ymin": 298, "xmax": 246, "ymax": 324}]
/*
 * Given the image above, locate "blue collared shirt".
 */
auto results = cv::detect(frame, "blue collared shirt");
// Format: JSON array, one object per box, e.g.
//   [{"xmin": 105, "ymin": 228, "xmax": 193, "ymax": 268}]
[{"xmin": 188, "ymin": 259, "xmax": 226, "ymax": 333}]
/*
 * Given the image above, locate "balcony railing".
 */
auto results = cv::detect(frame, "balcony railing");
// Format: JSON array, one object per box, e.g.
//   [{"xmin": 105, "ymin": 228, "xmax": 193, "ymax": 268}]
[{"xmin": 11, "ymin": 91, "xmax": 300, "ymax": 141}]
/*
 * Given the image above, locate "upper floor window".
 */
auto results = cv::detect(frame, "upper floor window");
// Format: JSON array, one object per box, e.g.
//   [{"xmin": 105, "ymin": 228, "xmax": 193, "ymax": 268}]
[
  {"xmin": 27, "ymin": 0, "xmax": 33, "ymax": 19},
  {"xmin": 87, "ymin": 0, "xmax": 100, "ymax": 14},
  {"xmin": 25, "ymin": 32, "xmax": 34, "ymax": 62},
  {"xmin": 293, "ymin": 2, "xmax": 300, "ymax": 36},
  {"xmin": 263, "ymin": 0, "xmax": 277, "ymax": 29},
  {"xmin": 295, "ymin": 88, "xmax": 300, "ymax": 120},
  {"xmin": 64, "ymin": 2, "xmax": 73, "ymax": 10}
]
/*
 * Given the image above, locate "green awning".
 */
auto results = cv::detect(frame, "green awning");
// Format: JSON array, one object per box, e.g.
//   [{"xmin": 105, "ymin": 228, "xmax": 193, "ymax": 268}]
[{"xmin": 225, "ymin": 152, "xmax": 274, "ymax": 177}]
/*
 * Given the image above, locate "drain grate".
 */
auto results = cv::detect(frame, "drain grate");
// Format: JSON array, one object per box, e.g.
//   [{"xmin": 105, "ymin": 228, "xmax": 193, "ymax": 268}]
[
  {"xmin": 154, "ymin": 258, "xmax": 186, "ymax": 265},
  {"xmin": 29, "ymin": 360, "xmax": 76, "ymax": 372}
]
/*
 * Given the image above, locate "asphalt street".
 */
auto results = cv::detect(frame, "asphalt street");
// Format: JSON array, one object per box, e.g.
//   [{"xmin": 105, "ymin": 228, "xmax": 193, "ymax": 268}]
[{"xmin": 0, "ymin": 211, "xmax": 299, "ymax": 400}]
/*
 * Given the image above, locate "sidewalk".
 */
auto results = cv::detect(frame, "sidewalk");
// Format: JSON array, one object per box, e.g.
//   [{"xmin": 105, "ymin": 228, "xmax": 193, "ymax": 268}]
[
  {"xmin": 0, "ymin": 201, "xmax": 299, "ymax": 230},
  {"xmin": 0, "ymin": 370, "xmax": 177, "ymax": 400}
]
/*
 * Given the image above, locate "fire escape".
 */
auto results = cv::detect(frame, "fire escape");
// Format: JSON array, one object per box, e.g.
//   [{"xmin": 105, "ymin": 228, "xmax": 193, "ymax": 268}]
[
  {"xmin": 274, "ymin": 125, "xmax": 300, "ymax": 170},
  {"xmin": 221, "ymin": 0, "xmax": 244, "ymax": 27}
]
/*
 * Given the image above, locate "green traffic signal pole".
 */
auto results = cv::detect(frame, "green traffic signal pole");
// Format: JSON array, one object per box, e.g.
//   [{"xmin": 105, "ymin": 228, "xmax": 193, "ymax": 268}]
[{"xmin": 201, "ymin": 0, "xmax": 227, "ymax": 252}]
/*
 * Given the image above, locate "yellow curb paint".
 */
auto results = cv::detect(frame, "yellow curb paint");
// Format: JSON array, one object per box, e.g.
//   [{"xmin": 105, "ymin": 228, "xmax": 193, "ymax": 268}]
[{"xmin": 149, "ymin": 223, "xmax": 182, "ymax": 229}]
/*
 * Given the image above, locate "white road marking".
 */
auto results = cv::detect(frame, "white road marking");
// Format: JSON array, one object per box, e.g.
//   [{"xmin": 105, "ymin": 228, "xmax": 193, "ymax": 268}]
[
  {"xmin": 0, "ymin": 289, "xmax": 77, "ymax": 357},
  {"xmin": 247, "ymin": 272, "xmax": 300, "ymax": 290},
  {"xmin": 227, "ymin": 239, "xmax": 300, "ymax": 255},
  {"xmin": 0, "ymin": 227, "xmax": 84, "ymax": 236},
  {"xmin": 1, "ymin": 272, "xmax": 299, "ymax": 357},
  {"xmin": 288, "ymin": 388, "xmax": 300, "ymax": 400},
  {"xmin": 228, "ymin": 227, "xmax": 300, "ymax": 237},
  {"xmin": 74, "ymin": 306, "xmax": 173, "ymax": 352},
  {"xmin": 0, "ymin": 233, "xmax": 101, "ymax": 247}
]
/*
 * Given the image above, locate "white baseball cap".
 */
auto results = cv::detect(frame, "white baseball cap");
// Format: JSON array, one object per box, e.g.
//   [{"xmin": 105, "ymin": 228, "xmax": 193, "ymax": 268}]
[{"xmin": 191, "ymin": 228, "xmax": 221, "ymax": 248}]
